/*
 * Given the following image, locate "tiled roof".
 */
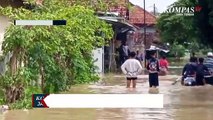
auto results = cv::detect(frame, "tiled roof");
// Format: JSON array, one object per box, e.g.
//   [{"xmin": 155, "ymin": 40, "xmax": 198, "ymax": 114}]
[
  {"xmin": 129, "ymin": 6, "xmax": 157, "ymax": 26},
  {"xmin": 107, "ymin": 0, "xmax": 129, "ymax": 19}
]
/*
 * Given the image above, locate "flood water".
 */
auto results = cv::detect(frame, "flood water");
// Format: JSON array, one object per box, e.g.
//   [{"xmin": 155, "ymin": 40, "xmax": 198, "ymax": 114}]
[{"xmin": 1, "ymin": 64, "xmax": 213, "ymax": 120}]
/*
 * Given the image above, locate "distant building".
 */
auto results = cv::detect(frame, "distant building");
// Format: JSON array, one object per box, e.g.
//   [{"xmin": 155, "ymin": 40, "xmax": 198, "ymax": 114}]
[
  {"xmin": 129, "ymin": 5, "xmax": 158, "ymax": 49},
  {"xmin": 97, "ymin": 0, "xmax": 162, "ymax": 70},
  {"xmin": 95, "ymin": 0, "xmax": 142, "ymax": 72}
]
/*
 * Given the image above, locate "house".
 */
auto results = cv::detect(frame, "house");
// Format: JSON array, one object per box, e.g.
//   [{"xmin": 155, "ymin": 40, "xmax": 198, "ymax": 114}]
[
  {"xmin": 129, "ymin": 5, "xmax": 158, "ymax": 49},
  {"xmin": 94, "ymin": 0, "xmax": 142, "ymax": 72},
  {"xmin": 128, "ymin": 5, "xmax": 170, "ymax": 60},
  {"xmin": 0, "ymin": 0, "xmax": 141, "ymax": 73},
  {"xmin": 94, "ymin": 0, "xmax": 163, "ymax": 72},
  {"xmin": 103, "ymin": 2, "xmax": 161, "ymax": 68},
  {"xmin": 96, "ymin": 12, "xmax": 139, "ymax": 72}
]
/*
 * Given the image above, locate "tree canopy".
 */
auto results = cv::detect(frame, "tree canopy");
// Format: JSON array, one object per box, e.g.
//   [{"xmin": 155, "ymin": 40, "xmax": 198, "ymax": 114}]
[
  {"xmin": 195, "ymin": 0, "xmax": 213, "ymax": 47},
  {"xmin": 157, "ymin": 0, "xmax": 213, "ymax": 57}
]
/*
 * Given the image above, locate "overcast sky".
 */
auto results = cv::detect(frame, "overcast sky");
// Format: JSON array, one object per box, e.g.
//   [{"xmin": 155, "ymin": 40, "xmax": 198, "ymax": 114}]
[{"xmin": 129, "ymin": 0, "xmax": 178, "ymax": 13}]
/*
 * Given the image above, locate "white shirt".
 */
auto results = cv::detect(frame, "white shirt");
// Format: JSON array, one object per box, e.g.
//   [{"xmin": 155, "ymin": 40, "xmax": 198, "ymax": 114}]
[
  {"xmin": 121, "ymin": 58, "xmax": 143, "ymax": 77},
  {"xmin": 122, "ymin": 45, "xmax": 129, "ymax": 56}
]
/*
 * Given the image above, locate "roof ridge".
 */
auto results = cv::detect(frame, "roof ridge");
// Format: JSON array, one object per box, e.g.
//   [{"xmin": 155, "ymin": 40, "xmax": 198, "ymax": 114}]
[{"xmin": 133, "ymin": 5, "xmax": 156, "ymax": 18}]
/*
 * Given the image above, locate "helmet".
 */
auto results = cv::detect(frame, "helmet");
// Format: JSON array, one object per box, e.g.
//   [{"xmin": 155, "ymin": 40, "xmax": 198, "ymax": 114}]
[{"xmin": 207, "ymin": 52, "xmax": 213, "ymax": 57}]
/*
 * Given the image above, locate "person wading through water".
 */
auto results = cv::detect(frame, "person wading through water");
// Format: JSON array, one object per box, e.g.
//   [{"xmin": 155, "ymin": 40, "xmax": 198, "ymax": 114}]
[
  {"xmin": 203, "ymin": 52, "xmax": 213, "ymax": 85},
  {"xmin": 182, "ymin": 57, "xmax": 197, "ymax": 86},
  {"xmin": 196, "ymin": 57, "xmax": 209, "ymax": 86},
  {"xmin": 119, "ymin": 42, "xmax": 130, "ymax": 65},
  {"xmin": 121, "ymin": 51, "xmax": 143, "ymax": 88},
  {"xmin": 159, "ymin": 55, "xmax": 169, "ymax": 76},
  {"xmin": 147, "ymin": 51, "xmax": 160, "ymax": 88}
]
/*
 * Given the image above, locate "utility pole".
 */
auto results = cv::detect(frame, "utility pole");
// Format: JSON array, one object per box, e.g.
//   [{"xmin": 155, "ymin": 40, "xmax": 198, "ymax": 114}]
[
  {"xmin": 143, "ymin": 0, "xmax": 147, "ymax": 67},
  {"xmin": 154, "ymin": 4, "xmax": 156, "ymax": 16}
]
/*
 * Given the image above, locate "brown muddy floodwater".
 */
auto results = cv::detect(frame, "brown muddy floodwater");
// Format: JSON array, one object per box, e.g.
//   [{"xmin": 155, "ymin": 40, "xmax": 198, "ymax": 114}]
[{"xmin": 1, "ymin": 73, "xmax": 213, "ymax": 120}]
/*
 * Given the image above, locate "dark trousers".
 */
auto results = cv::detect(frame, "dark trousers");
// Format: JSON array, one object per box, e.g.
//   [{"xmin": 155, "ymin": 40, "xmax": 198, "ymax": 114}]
[
  {"xmin": 120, "ymin": 56, "xmax": 128, "ymax": 65},
  {"xmin": 205, "ymin": 77, "xmax": 213, "ymax": 85},
  {"xmin": 196, "ymin": 75, "xmax": 205, "ymax": 86},
  {"xmin": 149, "ymin": 73, "xmax": 159, "ymax": 87}
]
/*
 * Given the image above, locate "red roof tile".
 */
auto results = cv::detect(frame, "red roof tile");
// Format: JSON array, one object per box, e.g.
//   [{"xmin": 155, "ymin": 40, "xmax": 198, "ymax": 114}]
[
  {"xmin": 96, "ymin": 1, "xmax": 156, "ymax": 26},
  {"xmin": 129, "ymin": 6, "xmax": 156, "ymax": 26}
]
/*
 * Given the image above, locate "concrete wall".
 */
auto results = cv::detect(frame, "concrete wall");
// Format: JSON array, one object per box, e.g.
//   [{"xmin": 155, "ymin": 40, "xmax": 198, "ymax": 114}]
[
  {"xmin": 0, "ymin": 15, "xmax": 10, "ymax": 75},
  {"xmin": 0, "ymin": 15, "xmax": 10, "ymax": 55},
  {"xmin": 0, "ymin": 0, "xmax": 22, "ymax": 55},
  {"xmin": 92, "ymin": 47, "xmax": 104, "ymax": 74}
]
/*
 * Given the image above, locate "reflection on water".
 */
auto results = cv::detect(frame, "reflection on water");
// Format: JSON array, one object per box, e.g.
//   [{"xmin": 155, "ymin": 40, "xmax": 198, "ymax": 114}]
[
  {"xmin": 1, "ymin": 66, "xmax": 213, "ymax": 120},
  {"xmin": 3, "ymin": 109, "xmax": 96, "ymax": 120}
]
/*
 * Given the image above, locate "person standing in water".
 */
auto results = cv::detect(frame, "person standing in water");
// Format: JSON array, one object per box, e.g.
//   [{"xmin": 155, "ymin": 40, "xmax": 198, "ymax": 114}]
[
  {"xmin": 196, "ymin": 57, "xmax": 209, "ymax": 86},
  {"xmin": 119, "ymin": 42, "xmax": 130, "ymax": 65},
  {"xmin": 121, "ymin": 51, "xmax": 143, "ymax": 88},
  {"xmin": 203, "ymin": 52, "xmax": 213, "ymax": 85},
  {"xmin": 147, "ymin": 51, "xmax": 160, "ymax": 88},
  {"xmin": 136, "ymin": 50, "xmax": 143, "ymax": 65},
  {"xmin": 159, "ymin": 55, "xmax": 169, "ymax": 75},
  {"xmin": 181, "ymin": 57, "xmax": 197, "ymax": 86}
]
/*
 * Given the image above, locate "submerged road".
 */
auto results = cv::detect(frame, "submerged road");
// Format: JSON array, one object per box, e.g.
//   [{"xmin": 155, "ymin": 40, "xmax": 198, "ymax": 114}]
[{"xmin": 1, "ymin": 74, "xmax": 213, "ymax": 120}]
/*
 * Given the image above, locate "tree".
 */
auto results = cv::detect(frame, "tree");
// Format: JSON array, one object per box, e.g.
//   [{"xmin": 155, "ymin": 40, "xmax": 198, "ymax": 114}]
[
  {"xmin": 195, "ymin": 0, "xmax": 213, "ymax": 47},
  {"xmin": 169, "ymin": 42, "xmax": 186, "ymax": 59},
  {"xmin": 23, "ymin": 0, "xmax": 127, "ymax": 11},
  {"xmin": 156, "ymin": 0, "xmax": 212, "ymax": 54},
  {"xmin": 0, "ymin": 0, "xmax": 113, "ymax": 107}
]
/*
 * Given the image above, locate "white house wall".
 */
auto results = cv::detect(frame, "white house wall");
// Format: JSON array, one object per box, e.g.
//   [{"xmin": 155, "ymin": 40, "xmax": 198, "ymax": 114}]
[
  {"xmin": 92, "ymin": 47, "xmax": 104, "ymax": 75},
  {"xmin": 0, "ymin": 15, "xmax": 10, "ymax": 55}
]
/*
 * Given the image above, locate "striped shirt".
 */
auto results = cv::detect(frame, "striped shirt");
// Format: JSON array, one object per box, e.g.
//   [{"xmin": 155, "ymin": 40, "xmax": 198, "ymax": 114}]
[{"xmin": 204, "ymin": 57, "xmax": 213, "ymax": 72}]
